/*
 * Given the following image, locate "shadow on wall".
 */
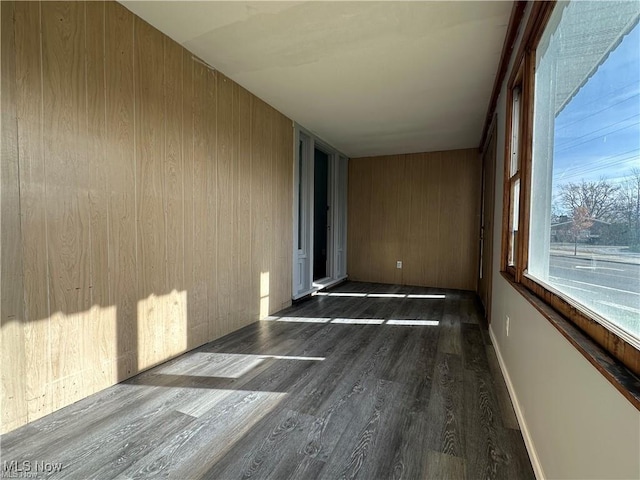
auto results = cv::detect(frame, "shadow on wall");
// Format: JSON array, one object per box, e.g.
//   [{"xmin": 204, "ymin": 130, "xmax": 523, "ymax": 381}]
[
  {"xmin": 1, "ymin": 0, "xmax": 293, "ymax": 435},
  {"xmin": 1, "ymin": 268, "xmax": 271, "ymax": 434}
]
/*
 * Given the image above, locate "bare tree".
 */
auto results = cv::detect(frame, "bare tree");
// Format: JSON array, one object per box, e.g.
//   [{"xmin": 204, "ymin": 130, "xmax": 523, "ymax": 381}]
[
  {"xmin": 570, "ymin": 206, "xmax": 593, "ymax": 255},
  {"xmin": 551, "ymin": 200, "xmax": 563, "ymax": 224},
  {"xmin": 559, "ymin": 177, "xmax": 619, "ymax": 222},
  {"xmin": 617, "ymin": 168, "xmax": 640, "ymax": 248}
]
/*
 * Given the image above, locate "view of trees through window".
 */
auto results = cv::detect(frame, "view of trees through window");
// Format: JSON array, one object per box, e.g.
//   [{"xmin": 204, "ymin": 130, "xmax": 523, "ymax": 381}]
[
  {"xmin": 529, "ymin": 3, "xmax": 639, "ymax": 344},
  {"xmin": 552, "ymin": 174, "xmax": 639, "ymax": 255}
]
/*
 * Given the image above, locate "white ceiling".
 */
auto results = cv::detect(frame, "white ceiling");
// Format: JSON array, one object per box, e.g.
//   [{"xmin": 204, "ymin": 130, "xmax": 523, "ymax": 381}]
[{"xmin": 121, "ymin": 1, "xmax": 512, "ymax": 158}]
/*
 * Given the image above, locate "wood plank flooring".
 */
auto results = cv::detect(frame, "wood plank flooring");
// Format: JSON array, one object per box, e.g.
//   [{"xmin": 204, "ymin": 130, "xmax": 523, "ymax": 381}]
[{"xmin": 0, "ymin": 281, "xmax": 535, "ymax": 479}]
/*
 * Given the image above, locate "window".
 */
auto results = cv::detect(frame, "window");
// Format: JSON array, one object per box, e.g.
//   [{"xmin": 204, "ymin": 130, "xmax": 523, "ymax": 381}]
[
  {"xmin": 504, "ymin": 81, "xmax": 523, "ymax": 274},
  {"xmin": 502, "ymin": 1, "xmax": 640, "ymax": 380}
]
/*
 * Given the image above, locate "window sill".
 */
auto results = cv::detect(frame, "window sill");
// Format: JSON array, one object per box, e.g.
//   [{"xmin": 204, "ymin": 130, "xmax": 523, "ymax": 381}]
[{"xmin": 500, "ymin": 271, "xmax": 640, "ymax": 410}]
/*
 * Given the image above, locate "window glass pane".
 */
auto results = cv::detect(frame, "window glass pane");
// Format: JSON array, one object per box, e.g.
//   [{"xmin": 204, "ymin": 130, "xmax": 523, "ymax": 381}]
[
  {"xmin": 510, "ymin": 86, "xmax": 521, "ymax": 177},
  {"xmin": 529, "ymin": 1, "xmax": 640, "ymax": 344},
  {"xmin": 509, "ymin": 179, "xmax": 520, "ymax": 266}
]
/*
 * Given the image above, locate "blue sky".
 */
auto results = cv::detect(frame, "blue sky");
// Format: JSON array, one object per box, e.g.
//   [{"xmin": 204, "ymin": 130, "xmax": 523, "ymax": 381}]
[{"xmin": 552, "ymin": 20, "xmax": 639, "ymax": 201}]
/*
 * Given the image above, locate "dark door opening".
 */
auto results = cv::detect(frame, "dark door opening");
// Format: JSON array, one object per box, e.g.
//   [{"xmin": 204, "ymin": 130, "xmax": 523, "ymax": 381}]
[{"xmin": 313, "ymin": 149, "xmax": 329, "ymax": 281}]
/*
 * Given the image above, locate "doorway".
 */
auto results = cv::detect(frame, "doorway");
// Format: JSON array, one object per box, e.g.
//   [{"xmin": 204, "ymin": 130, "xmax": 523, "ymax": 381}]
[
  {"xmin": 293, "ymin": 125, "xmax": 348, "ymax": 299},
  {"xmin": 313, "ymin": 148, "xmax": 330, "ymax": 281},
  {"xmin": 478, "ymin": 120, "xmax": 497, "ymax": 321}
]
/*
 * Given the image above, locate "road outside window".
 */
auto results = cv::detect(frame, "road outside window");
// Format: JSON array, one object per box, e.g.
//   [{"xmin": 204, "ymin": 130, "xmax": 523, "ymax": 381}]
[{"xmin": 528, "ymin": 2, "xmax": 640, "ymax": 346}]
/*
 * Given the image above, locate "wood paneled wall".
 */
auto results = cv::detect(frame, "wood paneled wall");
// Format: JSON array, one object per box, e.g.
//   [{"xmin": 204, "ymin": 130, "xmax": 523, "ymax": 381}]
[
  {"xmin": 1, "ymin": 1, "xmax": 293, "ymax": 434},
  {"xmin": 348, "ymin": 149, "xmax": 481, "ymax": 291}
]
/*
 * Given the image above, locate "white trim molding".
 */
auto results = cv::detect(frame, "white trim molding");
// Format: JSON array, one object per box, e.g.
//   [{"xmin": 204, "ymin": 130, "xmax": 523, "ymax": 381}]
[{"xmin": 489, "ymin": 327, "xmax": 546, "ymax": 480}]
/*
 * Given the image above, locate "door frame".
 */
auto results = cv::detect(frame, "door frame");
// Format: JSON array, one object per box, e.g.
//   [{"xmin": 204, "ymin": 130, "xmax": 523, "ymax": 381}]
[
  {"xmin": 478, "ymin": 115, "xmax": 497, "ymax": 321},
  {"xmin": 293, "ymin": 129, "xmax": 313, "ymax": 298},
  {"xmin": 292, "ymin": 124, "xmax": 348, "ymax": 299}
]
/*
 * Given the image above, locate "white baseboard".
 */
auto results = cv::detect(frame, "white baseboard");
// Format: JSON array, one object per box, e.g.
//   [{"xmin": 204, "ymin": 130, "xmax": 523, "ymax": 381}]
[{"xmin": 489, "ymin": 327, "xmax": 546, "ymax": 480}]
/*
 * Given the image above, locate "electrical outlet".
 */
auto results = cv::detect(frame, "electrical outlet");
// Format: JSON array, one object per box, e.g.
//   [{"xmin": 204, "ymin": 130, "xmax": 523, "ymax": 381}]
[
  {"xmin": 506, "ymin": 315, "xmax": 510, "ymax": 336},
  {"xmin": 396, "ymin": 260, "xmax": 402, "ymax": 269}
]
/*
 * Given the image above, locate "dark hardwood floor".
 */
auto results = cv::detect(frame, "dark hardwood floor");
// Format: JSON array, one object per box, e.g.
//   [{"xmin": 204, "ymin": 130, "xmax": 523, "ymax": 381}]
[{"xmin": 1, "ymin": 281, "xmax": 535, "ymax": 479}]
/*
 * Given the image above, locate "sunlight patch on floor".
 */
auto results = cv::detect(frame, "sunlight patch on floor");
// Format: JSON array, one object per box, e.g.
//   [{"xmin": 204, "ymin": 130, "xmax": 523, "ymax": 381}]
[
  {"xmin": 314, "ymin": 291, "xmax": 446, "ymax": 299},
  {"xmin": 330, "ymin": 318, "xmax": 385, "ymax": 325},
  {"xmin": 387, "ymin": 319, "xmax": 440, "ymax": 326}
]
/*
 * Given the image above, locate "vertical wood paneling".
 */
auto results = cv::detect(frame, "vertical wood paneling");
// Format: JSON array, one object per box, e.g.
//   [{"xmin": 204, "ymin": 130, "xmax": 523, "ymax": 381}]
[
  {"xmin": 347, "ymin": 158, "xmax": 372, "ymax": 281},
  {"xmin": 393, "ymin": 155, "xmax": 409, "ymax": 285},
  {"xmin": 14, "ymin": 0, "xmax": 51, "ymax": 422},
  {"xmin": 182, "ymin": 54, "xmax": 198, "ymax": 350},
  {"xmin": 85, "ymin": 0, "xmax": 110, "ymax": 392},
  {"xmin": 2, "ymin": 2, "xmax": 294, "ymax": 434},
  {"xmin": 276, "ymin": 113, "xmax": 293, "ymax": 311},
  {"xmin": 217, "ymin": 74, "xmax": 233, "ymax": 337},
  {"xmin": 230, "ymin": 83, "xmax": 241, "ymax": 330},
  {"xmin": 135, "ymin": 18, "xmax": 166, "ymax": 370},
  {"xmin": 250, "ymin": 99, "xmax": 264, "ymax": 321},
  {"xmin": 422, "ymin": 154, "xmax": 443, "ymax": 286},
  {"xmin": 369, "ymin": 156, "xmax": 405, "ymax": 283},
  {"xmin": 270, "ymin": 110, "xmax": 280, "ymax": 313},
  {"xmin": 368, "ymin": 157, "xmax": 385, "ymax": 283},
  {"xmin": 163, "ymin": 38, "xmax": 185, "ymax": 358},
  {"xmin": 261, "ymin": 105, "xmax": 273, "ymax": 319},
  {"xmin": 1, "ymin": 0, "xmax": 28, "ymax": 432},
  {"xmin": 190, "ymin": 61, "xmax": 209, "ymax": 347},
  {"xmin": 42, "ymin": 0, "xmax": 90, "ymax": 411},
  {"xmin": 237, "ymin": 87, "xmax": 252, "ymax": 322},
  {"xmin": 403, "ymin": 153, "xmax": 428, "ymax": 286},
  {"xmin": 205, "ymin": 68, "xmax": 217, "ymax": 340},
  {"xmin": 348, "ymin": 149, "xmax": 481, "ymax": 291},
  {"xmin": 105, "ymin": 1, "xmax": 137, "ymax": 379},
  {"xmin": 438, "ymin": 152, "xmax": 462, "ymax": 286}
]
